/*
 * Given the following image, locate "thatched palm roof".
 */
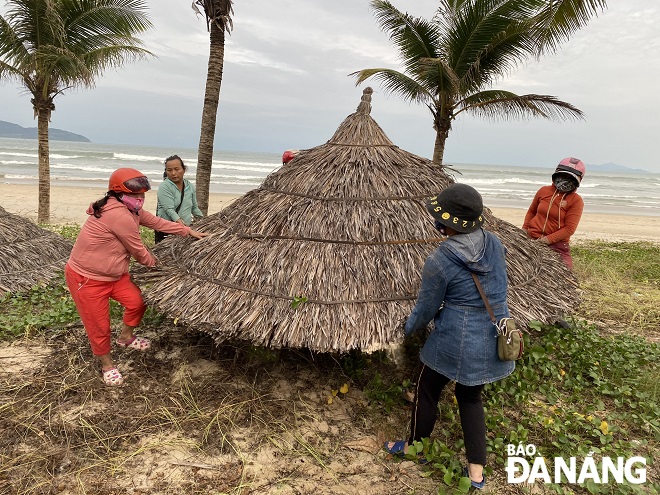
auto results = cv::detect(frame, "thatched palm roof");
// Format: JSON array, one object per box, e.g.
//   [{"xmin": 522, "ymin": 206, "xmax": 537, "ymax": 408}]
[
  {"xmin": 136, "ymin": 88, "xmax": 578, "ymax": 353},
  {"xmin": 0, "ymin": 206, "xmax": 72, "ymax": 294}
]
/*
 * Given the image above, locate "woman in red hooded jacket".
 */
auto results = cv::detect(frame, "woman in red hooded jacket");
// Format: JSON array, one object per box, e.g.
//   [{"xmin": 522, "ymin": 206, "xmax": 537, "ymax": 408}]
[
  {"xmin": 65, "ymin": 168, "xmax": 207, "ymax": 386},
  {"xmin": 522, "ymin": 157, "xmax": 586, "ymax": 269}
]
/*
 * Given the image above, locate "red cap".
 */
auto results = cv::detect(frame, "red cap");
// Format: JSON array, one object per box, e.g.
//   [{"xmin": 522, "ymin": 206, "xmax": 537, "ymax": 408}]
[{"xmin": 282, "ymin": 149, "xmax": 299, "ymax": 164}]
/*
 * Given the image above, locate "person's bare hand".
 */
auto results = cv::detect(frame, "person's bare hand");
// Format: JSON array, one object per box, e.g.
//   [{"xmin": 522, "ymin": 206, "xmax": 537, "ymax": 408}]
[
  {"xmin": 538, "ymin": 236, "xmax": 550, "ymax": 245},
  {"xmin": 189, "ymin": 229, "xmax": 208, "ymax": 240}
]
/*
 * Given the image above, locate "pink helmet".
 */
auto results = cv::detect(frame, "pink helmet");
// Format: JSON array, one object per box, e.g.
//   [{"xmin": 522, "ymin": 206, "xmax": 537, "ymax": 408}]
[{"xmin": 553, "ymin": 157, "xmax": 585, "ymax": 184}]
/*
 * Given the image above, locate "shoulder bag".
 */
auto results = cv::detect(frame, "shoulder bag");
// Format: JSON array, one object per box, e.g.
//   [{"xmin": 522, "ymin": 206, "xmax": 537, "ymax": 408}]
[{"xmin": 470, "ymin": 272, "xmax": 524, "ymax": 361}]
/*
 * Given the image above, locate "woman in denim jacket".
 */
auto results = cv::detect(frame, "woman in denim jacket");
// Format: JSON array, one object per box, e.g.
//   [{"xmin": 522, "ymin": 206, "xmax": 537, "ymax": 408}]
[{"xmin": 385, "ymin": 184, "xmax": 514, "ymax": 490}]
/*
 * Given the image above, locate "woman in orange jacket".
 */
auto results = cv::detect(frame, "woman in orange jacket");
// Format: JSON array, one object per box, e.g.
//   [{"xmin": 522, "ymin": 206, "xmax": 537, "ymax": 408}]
[
  {"xmin": 65, "ymin": 168, "xmax": 207, "ymax": 386},
  {"xmin": 522, "ymin": 157, "xmax": 586, "ymax": 269}
]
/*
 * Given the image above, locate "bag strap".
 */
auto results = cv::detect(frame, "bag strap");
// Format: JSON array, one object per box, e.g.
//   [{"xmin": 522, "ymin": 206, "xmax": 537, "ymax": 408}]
[
  {"xmin": 174, "ymin": 183, "xmax": 185, "ymax": 213},
  {"xmin": 156, "ymin": 182, "xmax": 185, "ymax": 216},
  {"xmin": 471, "ymin": 273, "xmax": 497, "ymax": 325}
]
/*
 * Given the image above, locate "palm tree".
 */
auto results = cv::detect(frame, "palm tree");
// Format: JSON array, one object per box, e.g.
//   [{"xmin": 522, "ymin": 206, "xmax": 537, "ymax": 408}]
[
  {"xmin": 192, "ymin": 0, "xmax": 234, "ymax": 215},
  {"xmin": 352, "ymin": 0, "xmax": 607, "ymax": 165},
  {"xmin": 0, "ymin": 0, "xmax": 152, "ymax": 224}
]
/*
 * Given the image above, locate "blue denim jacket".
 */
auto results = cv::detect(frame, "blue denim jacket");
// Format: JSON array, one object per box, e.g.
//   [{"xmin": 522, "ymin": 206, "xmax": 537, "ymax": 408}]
[{"xmin": 405, "ymin": 229, "xmax": 515, "ymax": 385}]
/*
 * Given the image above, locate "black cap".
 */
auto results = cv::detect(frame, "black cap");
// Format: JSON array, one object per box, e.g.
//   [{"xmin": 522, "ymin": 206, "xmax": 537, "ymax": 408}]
[{"xmin": 426, "ymin": 184, "xmax": 484, "ymax": 233}]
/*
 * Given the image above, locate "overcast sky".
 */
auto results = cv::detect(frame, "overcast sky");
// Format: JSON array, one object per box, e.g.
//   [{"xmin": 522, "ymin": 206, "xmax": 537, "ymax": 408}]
[{"xmin": 1, "ymin": 1, "xmax": 659, "ymax": 172}]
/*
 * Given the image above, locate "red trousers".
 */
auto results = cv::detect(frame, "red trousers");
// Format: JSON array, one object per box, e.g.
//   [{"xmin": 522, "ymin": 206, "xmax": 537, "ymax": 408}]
[{"xmin": 65, "ymin": 264, "xmax": 146, "ymax": 356}]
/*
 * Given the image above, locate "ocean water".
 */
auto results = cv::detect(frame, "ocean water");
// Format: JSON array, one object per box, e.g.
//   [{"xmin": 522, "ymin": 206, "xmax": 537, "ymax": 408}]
[
  {"xmin": 0, "ymin": 137, "xmax": 276, "ymax": 196},
  {"xmin": 1, "ymin": 137, "xmax": 659, "ymax": 216}
]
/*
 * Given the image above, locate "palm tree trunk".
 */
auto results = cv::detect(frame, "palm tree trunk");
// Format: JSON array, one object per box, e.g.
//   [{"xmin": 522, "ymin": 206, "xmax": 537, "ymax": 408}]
[
  {"xmin": 37, "ymin": 109, "xmax": 51, "ymax": 224},
  {"xmin": 196, "ymin": 22, "xmax": 226, "ymax": 215},
  {"xmin": 432, "ymin": 111, "xmax": 452, "ymax": 167},
  {"xmin": 432, "ymin": 130, "xmax": 446, "ymax": 166}
]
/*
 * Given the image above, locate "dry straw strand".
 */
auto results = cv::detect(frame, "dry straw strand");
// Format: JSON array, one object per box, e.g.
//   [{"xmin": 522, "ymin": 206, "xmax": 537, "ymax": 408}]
[{"xmin": 0, "ymin": 206, "xmax": 73, "ymax": 294}]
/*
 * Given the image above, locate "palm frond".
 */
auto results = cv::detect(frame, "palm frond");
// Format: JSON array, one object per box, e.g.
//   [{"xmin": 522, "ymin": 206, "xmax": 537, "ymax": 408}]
[
  {"xmin": 357, "ymin": 0, "xmax": 603, "ymax": 165},
  {"xmin": 445, "ymin": 0, "xmax": 536, "ymax": 82},
  {"xmin": 370, "ymin": 0, "xmax": 441, "ymax": 77},
  {"xmin": 66, "ymin": 32, "xmax": 146, "ymax": 54},
  {"xmin": 34, "ymin": 45, "xmax": 94, "ymax": 90},
  {"xmin": 0, "ymin": 206, "xmax": 73, "ymax": 295},
  {"xmin": 351, "ymin": 68, "xmax": 431, "ymax": 104},
  {"xmin": 193, "ymin": 0, "xmax": 234, "ymax": 32},
  {"xmin": 80, "ymin": 44, "xmax": 150, "ymax": 75},
  {"xmin": 3, "ymin": 0, "xmax": 49, "ymax": 56},
  {"xmin": 0, "ymin": 15, "xmax": 30, "ymax": 63},
  {"xmin": 6, "ymin": 0, "xmax": 64, "ymax": 47},
  {"xmin": 63, "ymin": 0, "xmax": 153, "ymax": 39},
  {"xmin": 459, "ymin": 21, "xmax": 538, "ymax": 92},
  {"xmin": 0, "ymin": 60, "xmax": 24, "ymax": 83},
  {"xmin": 436, "ymin": 0, "xmax": 469, "ymax": 20},
  {"xmin": 417, "ymin": 56, "xmax": 460, "ymax": 96},
  {"xmin": 0, "ymin": 0, "xmax": 153, "ymax": 104},
  {"xmin": 457, "ymin": 90, "xmax": 585, "ymax": 121},
  {"xmin": 530, "ymin": 0, "xmax": 607, "ymax": 54}
]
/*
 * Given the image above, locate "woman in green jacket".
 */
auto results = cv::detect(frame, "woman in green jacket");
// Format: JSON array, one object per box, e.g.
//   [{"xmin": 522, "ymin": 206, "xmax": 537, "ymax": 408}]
[{"xmin": 155, "ymin": 155, "xmax": 204, "ymax": 243}]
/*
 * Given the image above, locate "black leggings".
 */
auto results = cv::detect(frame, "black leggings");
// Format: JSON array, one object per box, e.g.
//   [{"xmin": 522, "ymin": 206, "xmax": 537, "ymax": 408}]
[{"xmin": 408, "ymin": 364, "xmax": 487, "ymax": 465}]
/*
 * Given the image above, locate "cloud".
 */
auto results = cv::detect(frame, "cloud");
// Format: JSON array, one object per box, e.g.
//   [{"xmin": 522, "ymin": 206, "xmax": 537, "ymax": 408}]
[{"xmin": 0, "ymin": 0, "xmax": 658, "ymax": 171}]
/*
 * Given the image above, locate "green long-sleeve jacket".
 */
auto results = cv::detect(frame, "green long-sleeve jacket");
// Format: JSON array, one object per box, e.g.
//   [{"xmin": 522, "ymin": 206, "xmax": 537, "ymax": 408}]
[{"xmin": 156, "ymin": 178, "xmax": 204, "ymax": 226}]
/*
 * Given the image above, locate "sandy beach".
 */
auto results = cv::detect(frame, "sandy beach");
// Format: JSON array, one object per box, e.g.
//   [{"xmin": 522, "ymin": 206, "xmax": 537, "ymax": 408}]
[
  {"xmin": 0, "ymin": 183, "xmax": 240, "ymax": 225},
  {"xmin": 2, "ymin": 183, "xmax": 660, "ymax": 244}
]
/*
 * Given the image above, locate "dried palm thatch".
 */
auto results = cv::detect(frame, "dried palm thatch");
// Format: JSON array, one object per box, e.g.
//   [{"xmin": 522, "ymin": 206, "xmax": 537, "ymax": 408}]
[
  {"xmin": 136, "ymin": 88, "xmax": 578, "ymax": 353},
  {"xmin": 0, "ymin": 206, "xmax": 72, "ymax": 294}
]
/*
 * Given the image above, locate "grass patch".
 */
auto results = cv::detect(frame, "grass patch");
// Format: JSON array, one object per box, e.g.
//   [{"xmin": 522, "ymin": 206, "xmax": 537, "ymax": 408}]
[
  {"xmin": 572, "ymin": 241, "xmax": 660, "ymax": 337},
  {"xmin": 388, "ymin": 320, "xmax": 659, "ymax": 494},
  {"xmin": 0, "ymin": 224, "xmax": 161, "ymax": 341},
  {"xmin": 0, "ymin": 331, "xmax": 285, "ymax": 494},
  {"xmin": 0, "ymin": 274, "xmax": 164, "ymax": 341},
  {"xmin": 0, "ymin": 275, "xmax": 79, "ymax": 339},
  {"xmin": 44, "ymin": 223, "xmax": 155, "ymax": 246},
  {"xmin": 41, "ymin": 223, "xmax": 82, "ymax": 241},
  {"xmin": 573, "ymin": 241, "xmax": 660, "ymax": 284},
  {"xmin": 1, "ymin": 230, "xmax": 658, "ymax": 493}
]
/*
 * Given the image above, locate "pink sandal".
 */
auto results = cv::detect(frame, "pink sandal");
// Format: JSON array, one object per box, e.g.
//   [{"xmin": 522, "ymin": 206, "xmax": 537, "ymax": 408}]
[
  {"xmin": 102, "ymin": 368, "xmax": 124, "ymax": 386},
  {"xmin": 116, "ymin": 335, "xmax": 151, "ymax": 351}
]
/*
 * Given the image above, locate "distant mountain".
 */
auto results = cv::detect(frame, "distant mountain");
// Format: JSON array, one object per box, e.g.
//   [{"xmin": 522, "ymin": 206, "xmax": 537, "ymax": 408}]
[
  {"xmin": 589, "ymin": 162, "xmax": 650, "ymax": 174},
  {"xmin": 0, "ymin": 120, "xmax": 91, "ymax": 142}
]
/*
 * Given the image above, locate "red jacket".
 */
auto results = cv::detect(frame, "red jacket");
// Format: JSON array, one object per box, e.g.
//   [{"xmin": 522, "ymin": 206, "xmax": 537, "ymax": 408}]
[
  {"xmin": 68, "ymin": 197, "xmax": 190, "ymax": 281},
  {"xmin": 523, "ymin": 185, "xmax": 584, "ymax": 244}
]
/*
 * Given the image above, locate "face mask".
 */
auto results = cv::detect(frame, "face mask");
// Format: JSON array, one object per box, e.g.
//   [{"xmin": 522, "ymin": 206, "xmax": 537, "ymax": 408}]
[
  {"xmin": 553, "ymin": 176, "xmax": 578, "ymax": 193},
  {"xmin": 120, "ymin": 194, "xmax": 145, "ymax": 213}
]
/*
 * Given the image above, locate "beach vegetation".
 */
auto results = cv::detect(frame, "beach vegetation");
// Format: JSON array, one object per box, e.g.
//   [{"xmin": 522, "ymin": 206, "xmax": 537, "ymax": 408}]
[
  {"xmin": 1, "ymin": 310, "xmax": 656, "ymax": 494},
  {"xmin": 352, "ymin": 0, "xmax": 607, "ymax": 165},
  {"xmin": 191, "ymin": 0, "xmax": 234, "ymax": 215},
  {"xmin": 377, "ymin": 320, "xmax": 659, "ymax": 494},
  {"xmin": 0, "ymin": 0, "xmax": 152, "ymax": 223},
  {"xmin": 43, "ymin": 223, "xmax": 81, "ymax": 241},
  {"xmin": 0, "ymin": 275, "xmax": 77, "ymax": 338},
  {"xmin": 0, "ymin": 235, "xmax": 658, "ymax": 493},
  {"xmin": 45, "ymin": 222, "xmax": 155, "ymax": 246},
  {"xmin": 572, "ymin": 241, "xmax": 660, "ymax": 337},
  {"xmin": 0, "ymin": 272, "xmax": 163, "ymax": 338}
]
